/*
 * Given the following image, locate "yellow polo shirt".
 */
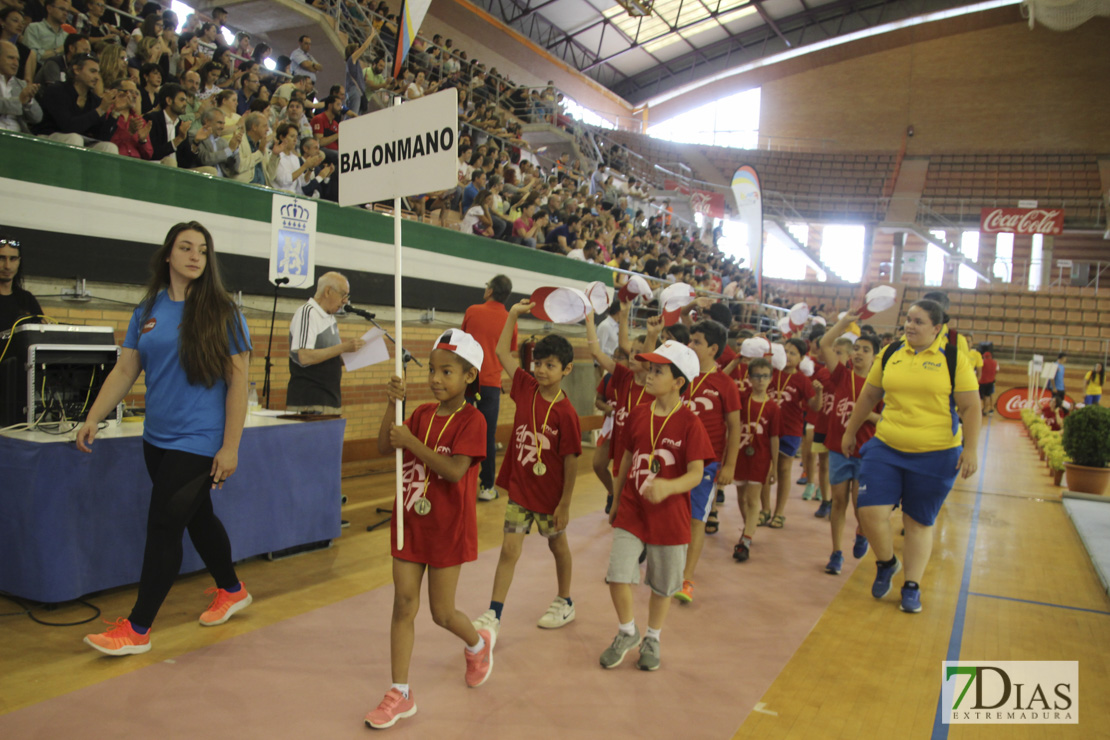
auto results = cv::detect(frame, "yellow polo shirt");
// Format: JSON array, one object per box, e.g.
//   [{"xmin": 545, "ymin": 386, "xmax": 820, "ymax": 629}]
[
  {"xmin": 1085, "ymin": 371, "xmax": 1102, "ymax": 396},
  {"xmin": 969, "ymin": 348, "xmax": 983, "ymax": 372},
  {"xmin": 867, "ymin": 332, "xmax": 979, "ymax": 453}
]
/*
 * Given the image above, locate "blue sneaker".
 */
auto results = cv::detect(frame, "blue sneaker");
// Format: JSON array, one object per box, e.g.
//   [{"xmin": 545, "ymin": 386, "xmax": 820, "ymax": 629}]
[
  {"xmin": 871, "ymin": 558, "xmax": 901, "ymax": 599},
  {"xmin": 900, "ymin": 586, "xmax": 922, "ymax": 613},
  {"xmin": 825, "ymin": 551, "xmax": 844, "ymax": 575},
  {"xmin": 814, "ymin": 500, "xmax": 831, "ymax": 518},
  {"xmin": 796, "ymin": 476, "xmax": 809, "ymax": 486},
  {"xmin": 853, "ymin": 533, "xmax": 870, "ymax": 559}
]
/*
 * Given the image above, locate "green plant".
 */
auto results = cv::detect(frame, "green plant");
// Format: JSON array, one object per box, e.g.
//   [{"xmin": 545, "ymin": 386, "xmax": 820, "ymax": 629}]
[
  {"xmin": 1046, "ymin": 448, "xmax": 1067, "ymax": 471},
  {"xmin": 1062, "ymin": 405, "xmax": 1110, "ymax": 468}
]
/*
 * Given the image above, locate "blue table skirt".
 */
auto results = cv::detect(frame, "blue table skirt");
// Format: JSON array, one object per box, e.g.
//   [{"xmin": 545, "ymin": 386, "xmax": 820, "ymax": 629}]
[{"xmin": 0, "ymin": 419, "xmax": 345, "ymax": 603}]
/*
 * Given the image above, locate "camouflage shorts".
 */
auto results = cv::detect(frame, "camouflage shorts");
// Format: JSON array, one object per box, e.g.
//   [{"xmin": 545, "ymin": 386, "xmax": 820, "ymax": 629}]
[{"xmin": 503, "ymin": 499, "xmax": 563, "ymax": 538}]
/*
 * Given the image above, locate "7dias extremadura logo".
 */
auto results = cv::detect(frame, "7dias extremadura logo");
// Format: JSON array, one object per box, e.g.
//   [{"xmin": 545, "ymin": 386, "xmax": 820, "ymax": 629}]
[{"xmin": 942, "ymin": 662, "xmax": 1077, "ymax": 724}]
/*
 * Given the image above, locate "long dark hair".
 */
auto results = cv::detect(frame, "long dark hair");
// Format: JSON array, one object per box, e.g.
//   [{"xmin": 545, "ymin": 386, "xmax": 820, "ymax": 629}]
[
  {"xmin": 0, "ymin": 235, "xmax": 26, "ymax": 292},
  {"xmin": 1091, "ymin": 363, "xmax": 1104, "ymax": 387},
  {"xmin": 139, "ymin": 222, "xmax": 247, "ymax": 388}
]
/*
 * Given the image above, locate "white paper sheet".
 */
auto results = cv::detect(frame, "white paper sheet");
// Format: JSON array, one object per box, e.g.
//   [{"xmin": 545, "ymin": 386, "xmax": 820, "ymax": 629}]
[{"xmin": 342, "ymin": 328, "xmax": 391, "ymax": 371}]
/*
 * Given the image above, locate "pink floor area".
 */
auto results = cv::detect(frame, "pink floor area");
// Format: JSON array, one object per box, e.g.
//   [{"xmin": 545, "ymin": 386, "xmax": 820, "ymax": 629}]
[{"xmin": 0, "ymin": 494, "xmax": 863, "ymax": 739}]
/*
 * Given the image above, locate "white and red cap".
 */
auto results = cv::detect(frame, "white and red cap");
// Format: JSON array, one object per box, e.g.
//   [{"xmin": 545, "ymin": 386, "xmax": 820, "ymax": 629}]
[
  {"xmin": 660, "ymin": 282, "xmax": 696, "ymax": 327},
  {"xmin": 584, "ymin": 281, "xmax": 611, "ymax": 315},
  {"xmin": 799, "ymin": 355, "xmax": 815, "ymax": 377},
  {"xmin": 433, "ymin": 328, "xmax": 484, "ymax": 371},
  {"xmin": 770, "ymin": 343, "xmax": 787, "ymax": 370},
  {"xmin": 740, "ymin": 336, "xmax": 771, "ymax": 359},
  {"xmin": 855, "ymin": 285, "xmax": 897, "ymax": 320},
  {"xmin": 617, "ymin": 274, "xmax": 653, "ymax": 303},
  {"xmin": 529, "ymin": 286, "xmax": 591, "ymax": 324},
  {"xmin": 777, "ymin": 315, "xmax": 794, "ymax": 337},
  {"xmin": 636, "ymin": 339, "xmax": 700, "ymax": 383},
  {"xmin": 787, "ymin": 302, "xmax": 810, "ymax": 333}
]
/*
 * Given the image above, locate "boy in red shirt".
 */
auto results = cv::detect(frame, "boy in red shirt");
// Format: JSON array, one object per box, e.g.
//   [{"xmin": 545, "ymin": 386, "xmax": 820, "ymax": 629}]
[
  {"xmin": 803, "ymin": 327, "xmax": 834, "ymax": 520},
  {"xmin": 471, "ymin": 300, "xmax": 582, "ymax": 636},
  {"xmin": 366, "ymin": 329, "xmax": 494, "ymax": 730},
  {"xmin": 674, "ymin": 319, "xmax": 741, "ymax": 603},
  {"xmin": 818, "ymin": 312, "xmax": 883, "ymax": 574},
  {"xmin": 591, "ymin": 353, "xmax": 623, "ymax": 512},
  {"xmin": 765, "ymin": 338, "xmax": 822, "ymax": 529},
  {"xmin": 602, "ymin": 341, "xmax": 715, "ymax": 671},
  {"xmin": 979, "ymin": 349, "xmax": 998, "ymax": 415},
  {"xmin": 732, "ymin": 358, "xmax": 780, "ymax": 562}
]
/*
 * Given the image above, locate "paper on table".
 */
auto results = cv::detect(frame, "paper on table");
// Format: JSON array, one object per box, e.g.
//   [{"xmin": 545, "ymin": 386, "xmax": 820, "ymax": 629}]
[
  {"xmin": 250, "ymin": 408, "xmax": 287, "ymax": 417},
  {"xmin": 342, "ymin": 328, "xmax": 391, "ymax": 371}
]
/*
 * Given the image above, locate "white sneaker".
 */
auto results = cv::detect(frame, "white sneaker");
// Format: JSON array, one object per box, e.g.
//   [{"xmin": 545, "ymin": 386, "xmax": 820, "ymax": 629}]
[
  {"xmin": 472, "ymin": 608, "xmax": 501, "ymax": 636},
  {"xmin": 478, "ymin": 487, "xmax": 499, "ymax": 501},
  {"xmin": 536, "ymin": 598, "xmax": 575, "ymax": 629}
]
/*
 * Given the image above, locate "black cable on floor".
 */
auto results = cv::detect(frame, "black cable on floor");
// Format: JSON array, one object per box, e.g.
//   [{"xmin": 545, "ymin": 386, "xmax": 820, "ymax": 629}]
[{"xmin": 0, "ymin": 592, "xmax": 102, "ymax": 626}]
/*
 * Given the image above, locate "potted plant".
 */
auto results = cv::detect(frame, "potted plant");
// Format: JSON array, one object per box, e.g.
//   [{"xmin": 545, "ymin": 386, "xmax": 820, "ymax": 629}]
[
  {"xmin": 1046, "ymin": 448, "xmax": 1067, "ymax": 486},
  {"xmin": 1062, "ymin": 405, "xmax": 1110, "ymax": 495}
]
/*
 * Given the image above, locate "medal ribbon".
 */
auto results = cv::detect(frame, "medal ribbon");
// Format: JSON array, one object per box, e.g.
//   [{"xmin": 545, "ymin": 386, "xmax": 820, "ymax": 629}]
[
  {"xmin": 647, "ymin": 400, "xmax": 682, "ymax": 472},
  {"xmin": 531, "ymin": 388, "xmax": 563, "ymax": 465},
  {"xmin": 686, "ymin": 368, "xmax": 714, "ymax": 402},
  {"xmin": 419, "ymin": 403, "xmax": 462, "ymax": 499},
  {"xmin": 746, "ymin": 394, "xmax": 768, "ymax": 448}
]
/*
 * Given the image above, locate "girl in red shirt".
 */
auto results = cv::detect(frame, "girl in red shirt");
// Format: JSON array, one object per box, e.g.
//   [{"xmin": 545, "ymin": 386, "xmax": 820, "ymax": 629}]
[
  {"xmin": 367, "ymin": 329, "xmax": 494, "ymax": 729},
  {"xmin": 764, "ymin": 338, "xmax": 822, "ymax": 529},
  {"xmin": 732, "ymin": 358, "xmax": 780, "ymax": 562}
]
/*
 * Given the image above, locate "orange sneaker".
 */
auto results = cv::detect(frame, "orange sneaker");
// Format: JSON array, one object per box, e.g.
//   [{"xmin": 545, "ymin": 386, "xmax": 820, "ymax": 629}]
[
  {"xmin": 364, "ymin": 688, "xmax": 417, "ymax": 729},
  {"xmin": 464, "ymin": 628, "xmax": 495, "ymax": 688},
  {"xmin": 199, "ymin": 582, "xmax": 252, "ymax": 626},
  {"xmin": 674, "ymin": 579, "xmax": 694, "ymax": 604},
  {"xmin": 84, "ymin": 618, "xmax": 151, "ymax": 656}
]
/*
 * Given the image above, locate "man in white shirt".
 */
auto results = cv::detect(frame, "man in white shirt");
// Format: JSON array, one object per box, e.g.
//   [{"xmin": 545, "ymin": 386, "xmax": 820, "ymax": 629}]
[
  {"xmin": 0, "ymin": 40, "xmax": 41, "ymax": 132},
  {"xmin": 566, "ymin": 242, "xmax": 598, "ymax": 263},
  {"xmin": 289, "ymin": 35, "xmax": 322, "ymax": 86},
  {"xmin": 596, "ymin": 300, "xmax": 621, "ymax": 358}
]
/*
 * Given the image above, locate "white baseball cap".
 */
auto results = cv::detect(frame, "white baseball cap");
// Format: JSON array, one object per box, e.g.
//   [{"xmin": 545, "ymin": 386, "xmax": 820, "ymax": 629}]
[
  {"xmin": 740, "ymin": 336, "xmax": 771, "ymax": 359},
  {"xmin": 432, "ymin": 328, "xmax": 484, "ymax": 371},
  {"xmin": 618, "ymin": 274, "xmax": 653, "ymax": 303},
  {"xmin": 770, "ymin": 343, "xmax": 787, "ymax": 370},
  {"xmin": 530, "ymin": 286, "xmax": 591, "ymax": 324},
  {"xmin": 636, "ymin": 339, "xmax": 700, "ymax": 383},
  {"xmin": 584, "ymin": 281, "xmax": 611, "ymax": 315}
]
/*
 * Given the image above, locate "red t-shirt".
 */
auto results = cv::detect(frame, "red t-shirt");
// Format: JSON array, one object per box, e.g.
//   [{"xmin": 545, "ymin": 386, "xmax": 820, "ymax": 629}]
[
  {"xmin": 310, "ymin": 111, "xmax": 340, "ymax": 150},
  {"xmin": 980, "ymin": 354, "xmax": 998, "ymax": 384},
  {"xmin": 460, "ymin": 300, "xmax": 518, "ymax": 387},
  {"xmin": 495, "ymin": 368, "xmax": 582, "ymax": 514},
  {"xmin": 770, "ymin": 368, "xmax": 815, "ymax": 438},
  {"xmin": 609, "ymin": 362, "xmax": 650, "ymax": 465},
  {"xmin": 613, "ymin": 403, "xmax": 715, "ymax": 546},
  {"xmin": 683, "ymin": 368, "xmax": 741, "ymax": 462},
  {"xmin": 391, "ymin": 402, "xmax": 486, "ymax": 568},
  {"xmin": 734, "ymin": 390, "xmax": 781, "ymax": 483},
  {"xmin": 810, "ymin": 358, "xmax": 834, "ymax": 435},
  {"xmin": 824, "ymin": 363, "xmax": 881, "ymax": 458},
  {"xmin": 716, "ymin": 344, "xmax": 737, "ymax": 373}
]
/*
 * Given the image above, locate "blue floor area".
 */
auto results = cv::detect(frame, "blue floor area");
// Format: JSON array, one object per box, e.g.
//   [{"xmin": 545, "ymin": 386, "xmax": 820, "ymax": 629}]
[{"xmin": 1063, "ymin": 496, "xmax": 1110, "ymax": 596}]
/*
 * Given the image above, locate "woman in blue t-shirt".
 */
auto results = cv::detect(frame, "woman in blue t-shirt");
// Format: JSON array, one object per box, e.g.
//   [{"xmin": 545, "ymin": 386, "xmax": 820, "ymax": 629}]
[{"xmin": 77, "ymin": 221, "xmax": 253, "ymax": 656}]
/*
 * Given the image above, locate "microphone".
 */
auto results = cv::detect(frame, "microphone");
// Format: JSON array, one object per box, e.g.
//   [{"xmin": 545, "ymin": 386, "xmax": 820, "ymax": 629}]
[
  {"xmin": 346, "ymin": 305, "xmax": 376, "ymax": 320},
  {"xmin": 274, "ymin": 277, "xmax": 290, "ymax": 285}
]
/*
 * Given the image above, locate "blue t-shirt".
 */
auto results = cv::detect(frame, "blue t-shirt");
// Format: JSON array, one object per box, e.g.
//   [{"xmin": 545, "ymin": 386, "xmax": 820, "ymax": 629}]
[
  {"xmin": 124, "ymin": 291, "xmax": 252, "ymax": 457},
  {"xmin": 1054, "ymin": 365, "xmax": 1065, "ymax": 391}
]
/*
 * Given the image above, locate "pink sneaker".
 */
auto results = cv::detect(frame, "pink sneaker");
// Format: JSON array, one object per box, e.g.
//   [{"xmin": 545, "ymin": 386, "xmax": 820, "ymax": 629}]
[
  {"xmin": 464, "ymin": 628, "xmax": 496, "ymax": 688},
  {"xmin": 364, "ymin": 688, "xmax": 417, "ymax": 729}
]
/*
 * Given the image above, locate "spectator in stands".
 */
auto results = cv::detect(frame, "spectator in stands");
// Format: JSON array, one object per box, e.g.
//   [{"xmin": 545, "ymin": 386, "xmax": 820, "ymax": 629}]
[
  {"xmin": 290, "ymin": 34, "xmax": 321, "ymax": 86},
  {"xmin": 211, "ymin": 6, "xmax": 228, "ymax": 29},
  {"xmin": 1, "ymin": 8, "xmax": 34, "ymax": 82},
  {"xmin": 342, "ymin": 32, "xmax": 375, "ymax": 115},
  {"xmin": 282, "ymin": 95, "xmax": 311, "ymax": 138},
  {"xmin": 176, "ymin": 34, "xmax": 209, "ymax": 77},
  {"xmin": 461, "ymin": 169, "xmax": 486, "ymax": 213},
  {"xmin": 567, "ymin": 240, "xmax": 598, "ymax": 263},
  {"xmin": 33, "ymin": 32, "xmax": 87, "ymax": 85},
  {"xmin": 106, "ymin": 78, "xmax": 152, "ymax": 159},
  {"xmin": 195, "ymin": 107, "xmax": 241, "ymax": 177},
  {"xmin": 273, "ymin": 123, "xmax": 331, "ymax": 197},
  {"xmin": 212, "ymin": 88, "xmax": 241, "ymax": 134},
  {"xmin": 77, "ymin": 0, "xmax": 114, "ymax": 46},
  {"xmin": 232, "ymin": 31, "xmax": 251, "ymax": 67},
  {"xmin": 510, "ymin": 202, "xmax": 545, "ymax": 248},
  {"xmin": 405, "ymin": 69, "xmax": 439, "ymax": 100},
  {"xmin": 144, "ymin": 82, "xmax": 195, "ymax": 167},
  {"xmin": 137, "ymin": 61, "xmax": 162, "ymax": 114},
  {"xmin": 22, "ymin": 0, "xmax": 67, "ymax": 60},
  {"xmin": 544, "ymin": 213, "xmax": 579, "ymax": 255},
  {"xmin": 362, "ymin": 55, "xmax": 389, "ymax": 104},
  {"xmin": 310, "ymin": 92, "xmax": 340, "ymax": 150},
  {"xmin": 0, "ymin": 39, "xmax": 41, "ymax": 132},
  {"xmin": 38, "ymin": 52, "xmax": 119, "ymax": 154},
  {"xmin": 232, "ymin": 110, "xmax": 276, "ymax": 185},
  {"xmin": 0, "ymin": 233, "xmax": 44, "ymax": 332},
  {"xmin": 196, "ymin": 60, "xmax": 224, "ymax": 99},
  {"xmin": 236, "ymin": 70, "xmax": 259, "ymax": 114},
  {"xmin": 462, "ymin": 189, "xmax": 495, "ymax": 237}
]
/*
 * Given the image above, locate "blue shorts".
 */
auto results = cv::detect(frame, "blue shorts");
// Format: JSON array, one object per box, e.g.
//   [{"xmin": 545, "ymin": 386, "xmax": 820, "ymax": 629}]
[
  {"xmin": 1085, "ymin": 395, "xmax": 1101, "ymax": 406},
  {"xmin": 689, "ymin": 462, "xmax": 719, "ymax": 522},
  {"xmin": 779, "ymin": 435, "xmax": 802, "ymax": 458},
  {"xmin": 828, "ymin": 450, "xmax": 862, "ymax": 485},
  {"xmin": 857, "ymin": 438, "xmax": 961, "ymax": 526}
]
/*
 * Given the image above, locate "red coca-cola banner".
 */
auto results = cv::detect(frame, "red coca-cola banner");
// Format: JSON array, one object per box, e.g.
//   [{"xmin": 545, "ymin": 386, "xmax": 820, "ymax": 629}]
[
  {"xmin": 663, "ymin": 179, "xmax": 726, "ymax": 219},
  {"xmin": 995, "ymin": 387, "xmax": 1074, "ymax": 420},
  {"xmin": 980, "ymin": 208, "xmax": 1065, "ymax": 235}
]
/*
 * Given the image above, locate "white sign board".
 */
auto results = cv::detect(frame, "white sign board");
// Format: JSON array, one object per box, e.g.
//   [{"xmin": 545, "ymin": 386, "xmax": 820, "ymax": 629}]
[
  {"xmin": 338, "ymin": 89, "xmax": 459, "ymax": 206},
  {"xmin": 903, "ymin": 252, "xmax": 926, "ymax": 274},
  {"xmin": 1031, "ymin": 354, "xmax": 1044, "ymax": 375},
  {"xmin": 1018, "ymin": 199, "xmax": 1038, "ymax": 208},
  {"xmin": 269, "ymin": 195, "xmax": 316, "ymax": 288}
]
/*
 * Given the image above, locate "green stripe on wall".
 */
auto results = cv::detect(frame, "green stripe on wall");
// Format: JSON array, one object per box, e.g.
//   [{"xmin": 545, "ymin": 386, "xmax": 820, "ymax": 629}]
[{"xmin": 0, "ymin": 131, "xmax": 611, "ymax": 285}]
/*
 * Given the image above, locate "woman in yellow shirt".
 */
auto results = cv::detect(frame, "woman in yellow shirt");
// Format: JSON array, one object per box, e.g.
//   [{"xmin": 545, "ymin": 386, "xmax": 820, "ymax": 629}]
[
  {"xmin": 1083, "ymin": 363, "xmax": 1103, "ymax": 406},
  {"xmin": 841, "ymin": 300, "xmax": 981, "ymax": 614}
]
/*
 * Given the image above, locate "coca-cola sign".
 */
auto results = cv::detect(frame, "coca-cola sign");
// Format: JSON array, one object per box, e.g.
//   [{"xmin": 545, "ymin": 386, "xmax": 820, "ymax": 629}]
[
  {"xmin": 980, "ymin": 208, "xmax": 1064, "ymax": 235},
  {"xmin": 995, "ymin": 387, "xmax": 1074, "ymax": 420}
]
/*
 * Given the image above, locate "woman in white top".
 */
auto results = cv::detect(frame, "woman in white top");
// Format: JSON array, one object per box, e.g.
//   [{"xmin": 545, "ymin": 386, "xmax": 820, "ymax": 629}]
[
  {"xmin": 461, "ymin": 189, "xmax": 495, "ymax": 237},
  {"xmin": 405, "ymin": 70, "xmax": 440, "ymax": 100},
  {"xmin": 271, "ymin": 123, "xmax": 327, "ymax": 196}
]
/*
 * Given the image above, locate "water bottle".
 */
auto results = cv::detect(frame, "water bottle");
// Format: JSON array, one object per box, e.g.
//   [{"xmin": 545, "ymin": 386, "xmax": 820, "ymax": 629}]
[{"xmin": 248, "ymin": 382, "xmax": 260, "ymax": 411}]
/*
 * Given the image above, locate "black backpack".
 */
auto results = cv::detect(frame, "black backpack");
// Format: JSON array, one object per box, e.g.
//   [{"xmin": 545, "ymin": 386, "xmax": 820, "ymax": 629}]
[{"xmin": 880, "ymin": 328, "xmax": 959, "ymax": 391}]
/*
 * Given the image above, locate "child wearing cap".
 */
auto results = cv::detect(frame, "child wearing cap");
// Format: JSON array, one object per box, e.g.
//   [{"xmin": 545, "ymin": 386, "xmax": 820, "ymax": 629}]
[
  {"xmin": 366, "ymin": 329, "xmax": 494, "ymax": 730},
  {"xmin": 471, "ymin": 300, "xmax": 582, "ymax": 637},
  {"xmin": 586, "ymin": 302, "xmax": 663, "ymax": 513},
  {"xmin": 592, "ymin": 349, "xmax": 625, "ymax": 512},
  {"xmin": 602, "ymin": 340, "xmax": 715, "ymax": 672},
  {"xmin": 817, "ymin": 312, "xmax": 883, "ymax": 575},
  {"xmin": 802, "ymin": 326, "xmax": 834, "ymax": 518},
  {"xmin": 673, "ymin": 319, "xmax": 741, "ymax": 604},
  {"xmin": 765, "ymin": 338, "xmax": 823, "ymax": 529},
  {"xmin": 732, "ymin": 358, "xmax": 780, "ymax": 562}
]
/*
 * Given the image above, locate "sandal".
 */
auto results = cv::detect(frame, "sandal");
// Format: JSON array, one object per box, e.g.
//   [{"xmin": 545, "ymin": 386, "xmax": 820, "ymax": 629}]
[
  {"xmin": 705, "ymin": 509, "xmax": 719, "ymax": 534},
  {"xmin": 769, "ymin": 514, "xmax": 786, "ymax": 529},
  {"xmin": 757, "ymin": 510, "xmax": 772, "ymax": 527}
]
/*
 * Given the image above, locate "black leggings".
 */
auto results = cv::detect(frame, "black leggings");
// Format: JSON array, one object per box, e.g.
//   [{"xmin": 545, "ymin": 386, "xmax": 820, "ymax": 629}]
[{"xmin": 129, "ymin": 442, "xmax": 239, "ymax": 628}]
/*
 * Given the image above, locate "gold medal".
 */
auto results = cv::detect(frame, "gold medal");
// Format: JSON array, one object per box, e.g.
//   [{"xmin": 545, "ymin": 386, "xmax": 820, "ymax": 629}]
[
  {"xmin": 533, "ymin": 461, "xmax": 547, "ymax": 476},
  {"xmin": 745, "ymin": 446, "xmax": 755, "ymax": 456},
  {"xmin": 414, "ymin": 497, "xmax": 432, "ymax": 516},
  {"xmin": 650, "ymin": 458, "xmax": 661, "ymax": 474},
  {"xmin": 530, "ymin": 388, "xmax": 561, "ymax": 482}
]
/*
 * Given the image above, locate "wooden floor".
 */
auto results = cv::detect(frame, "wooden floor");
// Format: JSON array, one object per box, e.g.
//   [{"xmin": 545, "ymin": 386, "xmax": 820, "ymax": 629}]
[{"xmin": 2, "ymin": 418, "xmax": 1109, "ymax": 738}]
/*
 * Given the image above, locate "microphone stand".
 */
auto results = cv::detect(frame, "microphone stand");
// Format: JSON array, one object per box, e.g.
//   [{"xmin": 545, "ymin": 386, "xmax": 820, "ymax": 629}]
[
  {"xmin": 340, "ymin": 308, "xmax": 421, "ymax": 532},
  {"xmin": 262, "ymin": 278, "xmax": 289, "ymax": 409}
]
